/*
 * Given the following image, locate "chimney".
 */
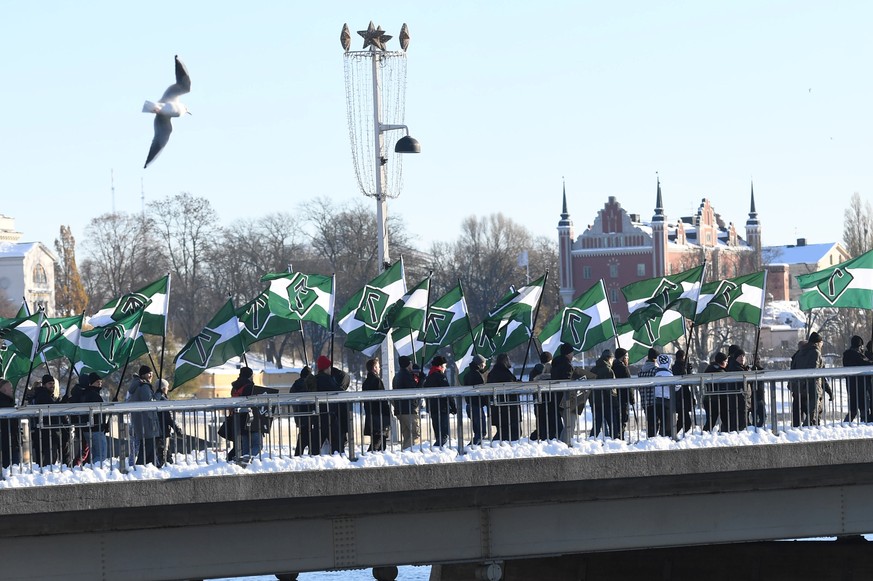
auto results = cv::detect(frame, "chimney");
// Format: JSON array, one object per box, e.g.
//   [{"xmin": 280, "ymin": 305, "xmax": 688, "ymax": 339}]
[{"xmin": 796, "ymin": 238, "xmax": 807, "ymax": 247}]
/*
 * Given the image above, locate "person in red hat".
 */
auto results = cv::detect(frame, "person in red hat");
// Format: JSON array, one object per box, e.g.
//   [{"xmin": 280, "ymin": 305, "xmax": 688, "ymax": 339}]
[{"xmin": 306, "ymin": 355, "xmax": 342, "ymax": 454}]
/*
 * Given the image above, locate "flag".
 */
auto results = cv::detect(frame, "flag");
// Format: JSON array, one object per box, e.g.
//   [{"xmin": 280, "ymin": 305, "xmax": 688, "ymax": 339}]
[
  {"xmin": 38, "ymin": 314, "xmax": 84, "ymax": 362},
  {"xmin": 482, "ymin": 274, "xmax": 546, "ymax": 337},
  {"xmin": 236, "ymin": 290, "xmax": 301, "ymax": 349},
  {"xmin": 396, "ymin": 283, "xmax": 472, "ymax": 364},
  {"xmin": 451, "ymin": 319, "xmax": 531, "ymax": 372},
  {"xmin": 797, "ymin": 249, "xmax": 873, "ymax": 311},
  {"xmin": 74, "ymin": 307, "xmax": 147, "ymax": 376},
  {"xmin": 337, "ymin": 261, "xmax": 406, "ymax": 354},
  {"xmin": 615, "ymin": 311, "xmax": 685, "ymax": 364},
  {"xmin": 88, "ymin": 274, "xmax": 170, "ymax": 336},
  {"xmin": 622, "ymin": 265, "xmax": 705, "ymax": 328},
  {"xmin": 695, "ymin": 271, "xmax": 767, "ymax": 325},
  {"xmin": 261, "ymin": 271, "xmax": 334, "ymax": 330},
  {"xmin": 538, "ymin": 280, "xmax": 616, "ymax": 356},
  {"xmin": 386, "ymin": 276, "xmax": 430, "ymax": 332},
  {"xmin": 173, "ymin": 299, "xmax": 246, "ymax": 388},
  {"xmin": 0, "ymin": 312, "xmax": 43, "ymax": 385}
]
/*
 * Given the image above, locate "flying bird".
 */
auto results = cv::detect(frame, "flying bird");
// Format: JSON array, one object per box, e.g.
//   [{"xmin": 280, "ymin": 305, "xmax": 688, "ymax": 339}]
[
  {"xmin": 142, "ymin": 55, "xmax": 192, "ymax": 168},
  {"xmin": 399, "ymin": 23, "xmax": 410, "ymax": 51},
  {"xmin": 340, "ymin": 23, "xmax": 351, "ymax": 51}
]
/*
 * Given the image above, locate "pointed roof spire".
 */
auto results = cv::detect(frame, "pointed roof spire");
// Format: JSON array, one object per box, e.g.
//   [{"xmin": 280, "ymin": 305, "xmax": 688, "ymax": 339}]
[
  {"xmin": 652, "ymin": 174, "xmax": 665, "ymax": 223},
  {"xmin": 747, "ymin": 180, "xmax": 759, "ymax": 226},
  {"xmin": 559, "ymin": 178, "xmax": 572, "ymax": 228}
]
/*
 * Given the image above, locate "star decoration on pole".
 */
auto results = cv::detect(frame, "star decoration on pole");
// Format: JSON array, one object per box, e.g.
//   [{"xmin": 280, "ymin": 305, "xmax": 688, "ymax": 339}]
[{"xmin": 357, "ymin": 21, "xmax": 393, "ymax": 51}]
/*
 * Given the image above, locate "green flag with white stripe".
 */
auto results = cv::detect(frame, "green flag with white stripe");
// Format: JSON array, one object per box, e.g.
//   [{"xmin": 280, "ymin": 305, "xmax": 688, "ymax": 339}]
[
  {"xmin": 89, "ymin": 275, "xmax": 170, "ymax": 336},
  {"xmin": 695, "ymin": 271, "xmax": 767, "ymax": 325},
  {"xmin": 261, "ymin": 271, "xmax": 335, "ymax": 330},
  {"xmin": 797, "ymin": 249, "xmax": 873, "ymax": 311},
  {"xmin": 173, "ymin": 299, "xmax": 245, "ymax": 388},
  {"xmin": 615, "ymin": 311, "xmax": 685, "ymax": 364},
  {"xmin": 538, "ymin": 280, "xmax": 615, "ymax": 356},
  {"xmin": 337, "ymin": 261, "xmax": 407, "ymax": 354},
  {"xmin": 622, "ymin": 265, "xmax": 704, "ymax": 329}
]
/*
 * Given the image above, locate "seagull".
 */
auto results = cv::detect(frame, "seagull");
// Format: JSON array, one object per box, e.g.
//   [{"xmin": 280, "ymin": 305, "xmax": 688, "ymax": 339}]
[{"xmin": 142, "ymin": 55, "xmax": 191, "ymax": 168}]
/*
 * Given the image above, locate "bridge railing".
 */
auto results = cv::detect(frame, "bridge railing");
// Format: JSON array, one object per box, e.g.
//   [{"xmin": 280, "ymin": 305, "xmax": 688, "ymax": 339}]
[{"xmin": 0, "ymin": 365, "xmax": 870, "ymax": 477}]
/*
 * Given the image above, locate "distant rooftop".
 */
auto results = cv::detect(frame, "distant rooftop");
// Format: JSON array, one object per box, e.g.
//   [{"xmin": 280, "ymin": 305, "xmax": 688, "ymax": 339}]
[{"xmin": 763, "ymin": 240, "xmax": 839, "ymax": 265}]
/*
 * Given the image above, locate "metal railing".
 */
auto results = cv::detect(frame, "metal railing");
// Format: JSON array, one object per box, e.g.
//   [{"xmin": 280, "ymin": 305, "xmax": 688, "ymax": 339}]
[{"xmin": 0, "ymin": 366, "xmax": 871, "ymax": 479}]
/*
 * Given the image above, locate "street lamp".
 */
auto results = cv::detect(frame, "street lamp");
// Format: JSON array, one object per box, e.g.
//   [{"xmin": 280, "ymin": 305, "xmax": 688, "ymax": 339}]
[{"xmin": 342, "ymin": 21, "xmax": 420, "ymax": 379}]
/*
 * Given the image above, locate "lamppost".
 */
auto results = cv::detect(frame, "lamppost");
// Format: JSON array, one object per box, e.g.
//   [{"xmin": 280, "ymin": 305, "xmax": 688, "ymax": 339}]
[{"xmin": 342, "ymin": 21, "xmax": 420, "ymax": 379}]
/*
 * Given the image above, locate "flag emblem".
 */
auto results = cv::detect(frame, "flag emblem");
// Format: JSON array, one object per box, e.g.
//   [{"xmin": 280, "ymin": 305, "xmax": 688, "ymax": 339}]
[
  {"xmin": 354, "ymin": 285, "xmax": 391, "ymax": 330},
  {"xmin": 286, "ymin": 273, "xmax": 320, "ymax": 316},
  {"xmin": 179, "ymin": 328, "xmax": 222, "ymax": 368},
  {"xmin": 423, "ymin": 307, "xmax": 453, "ymax": 344},
  {"xmin": 111, "ymin": 292, "xmax": 150, "ymax": 319},
  {"xmin": 707, "ymin": 280, "xmax": 740, "ymax": 313},
  {"xmin": 240, "ymin": 295, "xmax": 270, "ymax": 339},
  {"xmin": 95, "ymin": 326, "xmax": 126, "ymax": 365},
  {"xmin": 560, "ymin": 307, "xmax": 593, "ymax": 350},
  {"xmin": 816, "ymin": 268, "xmax": 854, "ymax": 305}
]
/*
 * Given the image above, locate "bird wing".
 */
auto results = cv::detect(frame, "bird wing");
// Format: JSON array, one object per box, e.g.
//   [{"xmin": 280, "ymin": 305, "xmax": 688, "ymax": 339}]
[
  {"xmin": 144, "ymin": 115, "xmax": 173, "ymax": 168},
  {"xmin": 161, "ymin": 55, "xmax": 191, "ymax": 101}
]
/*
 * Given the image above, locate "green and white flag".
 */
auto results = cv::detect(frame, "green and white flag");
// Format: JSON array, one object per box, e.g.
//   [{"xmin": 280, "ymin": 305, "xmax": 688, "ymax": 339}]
[
  {"xmin": 236, "ymin": 290, "xmax": 301, "ymax": 349},
  {"xmin": 482, "ymin": 274, "xmax": 546, "ymax": 337},
  {"xmin": 337, "ymin": 261, "xmax": 407, "ymax": 354},
  {"xmin": 387, "ymin": 276, "xmax": 430, "ymax": 332},
  {"xmin": 615, "ymin": 310, "xmax": 685, "ymax": 365},
  {"xmin": 173, "ymin": 299, "xmax": 246, "ymax": 388},
  {"xmin": 88, "ymin": 274, "xmax": 170, "ymax": 336},
  {"xmin": 39, "ymin": 314, "xmax": 84, "ymax": 362},
  {"xmin": 397, "ymin": 283, "xmax": 471, "ymax": 363},
  {"xmin": 695, "ymin": 271, "xmax": 767, "ymax": 325},
  {"xmin": 75, "ymin": 307, "xmax": 147, "ymax": 376},
  {"xmin": 622, "ymin": 264, "xmax": 705, "ymax": 329},
  {"xmin": 451, "ymin": 319, "xmax": 530, "ymax": 373},
  {"xmin": 0, "ymin": 312, "xmax": 43, "ymax": 385},
  {"xmin": 797, "ymin": 248, "xmax": 873, "ymax": 311},
  {"xmin": 538, "ymin": 280, "xmax": 616, "ymax": 356},
  {"xmin": 261, "ymin": 271, "xmax": 334, "ymax": 330}
]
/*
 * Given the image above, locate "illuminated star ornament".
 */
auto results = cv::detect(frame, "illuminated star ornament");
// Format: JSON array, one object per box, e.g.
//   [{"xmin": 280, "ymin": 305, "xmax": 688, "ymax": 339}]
[{"xmin": 357, "ymin": 21, "xmax": 392, "ymax": 50}]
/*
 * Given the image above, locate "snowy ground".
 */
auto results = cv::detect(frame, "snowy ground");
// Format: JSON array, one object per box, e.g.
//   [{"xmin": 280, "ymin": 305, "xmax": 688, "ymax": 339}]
[{"xmin": 3, "ymin": 422, "xmax": 873, "ymax": 488}]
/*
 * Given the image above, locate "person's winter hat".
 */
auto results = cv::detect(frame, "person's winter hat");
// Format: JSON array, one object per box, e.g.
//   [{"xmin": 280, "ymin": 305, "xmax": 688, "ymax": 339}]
[
  {"xmin": 656, "ymin": 354, "xmax": 672, "ymax": 369},
  {"xmin": 559, "ymin": 343, "xmax": 575, "ymax": 356},
  {"xmin": 398, "ymin": 355, "xmax": 411, "ymax": 368},
  {"xmin": 714, "ymin": 352, "xmax": 728, "ymax": 364},
  {"xmin": 647, "ymin": 348, "xmax": 659, "ymax": 360},
  {"xmin": 808, "ymin": 331, "xmax": 823, "ymax": 344},
  {"xmin": 42, "ymin": 374, "xmax": 55, "ymax": 384},
  {"xmin": 851, "ymin": 335, "xmax": 864, "ymax": 348},
  {"xmin": 87, "ymin": 372, "xmax": 102, "ymax": 385},
  {"xmin": 601, "ymin": 349, "xmax": 613, "ymax": 360},
  {"xmin": 316, "ymin": 355, "xmax": 332, "ymax": 371},
  {"xmin": 138, "ymin": 365, "xmax": 152, "ymax": 377},
  {"xmin": 239, "ymin": 366, "xmax": 254, "ymax": 379},
  {"xmin": 472, "ymin": 354, "xmax": 486, "ymax": 367},
  {"xmin": 431, "ymin": 355, "xmax": 447, "ymax": 367},
  {"xmin": 615, "ymin": 348, "xmax": 628, "ymax": 359}
]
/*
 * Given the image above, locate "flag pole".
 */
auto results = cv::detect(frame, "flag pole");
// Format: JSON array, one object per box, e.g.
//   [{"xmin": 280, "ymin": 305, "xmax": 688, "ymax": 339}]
[
  {"xmin": 414, "ymin": 272, "xmax": 434, "ymax": 368},
  {"xmin": 603, "ymin": 280, "xmax": 621, "ymax": 350},
  {"xmin": 158, "ymin": 272, "xmax": 171, "ymax": 386},
  {"xmin": 520, "ymin": 271, "xmax": 548, "ymax": 380},
  {"xmin": 752, "ymin": 269, "xmax": 768, "ymax": 365},
  {"xmin": 112, "ymin": 312, "xmax": 147, "ymax": 402}
]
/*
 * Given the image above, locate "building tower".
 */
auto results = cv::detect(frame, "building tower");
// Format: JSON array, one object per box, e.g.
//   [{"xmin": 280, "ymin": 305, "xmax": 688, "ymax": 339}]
[
  {"xmin": 557, "ymin": 181, "xmax": 575, "ymax": 305},
  {"xmin": 745, "ymin": 181, "xmax": 762, "ymax": 270},
  {"xmin": 651, "ymin": 177, "xmax": 668, "ymax": 277}
]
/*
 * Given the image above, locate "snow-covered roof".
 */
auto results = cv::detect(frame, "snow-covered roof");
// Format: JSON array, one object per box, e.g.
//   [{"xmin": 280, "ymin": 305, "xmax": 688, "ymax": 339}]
[
  {"xmin": 0, "ymin": 241, "xmax": 56, "ymax": 261},
  {"xmin": 762, "ymin": 300, "xmax": 806, "ymax": 329},
  {"xmin": 763, "ymin": 242, "xmax": 838, "ymax": 265}
]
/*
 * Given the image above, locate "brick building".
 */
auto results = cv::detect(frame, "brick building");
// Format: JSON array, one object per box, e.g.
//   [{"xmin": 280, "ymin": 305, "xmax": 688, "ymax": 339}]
[{"xmin": 558, "ymin": 181, "xmax": 761, "ymax": 319}]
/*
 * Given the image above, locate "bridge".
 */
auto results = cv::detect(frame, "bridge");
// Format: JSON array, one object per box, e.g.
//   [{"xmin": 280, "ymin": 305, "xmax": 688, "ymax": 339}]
[{"xmin": 0, "ymin": 367, "xmax": 872, "ymax": 580}]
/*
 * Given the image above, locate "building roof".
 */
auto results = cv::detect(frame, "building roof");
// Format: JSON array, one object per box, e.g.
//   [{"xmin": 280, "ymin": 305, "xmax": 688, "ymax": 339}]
[
  {"xmin": 0, "ymin": 241, "xmax": 57, "ymax": 261},
  {"xmin": 762, "ymin": 242, "xmax": 839, "ymax": 266}
]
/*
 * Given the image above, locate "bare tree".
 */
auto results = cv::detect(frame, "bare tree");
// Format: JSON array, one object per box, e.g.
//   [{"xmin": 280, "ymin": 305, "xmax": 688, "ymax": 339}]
[
  {"xmin": 148, "ymin": 192, "xmax": 218, "ymax": 338},
  {"xmin": 79, "ymin": 212, "xmax": 163, "ymax": 311},
  {"xmin": 53, "ymin": 225, "xmax": 88, "ymax": 316},
  {"xmin": 843, "ymin": 192, "xmax": 873, "ymax": 258}
]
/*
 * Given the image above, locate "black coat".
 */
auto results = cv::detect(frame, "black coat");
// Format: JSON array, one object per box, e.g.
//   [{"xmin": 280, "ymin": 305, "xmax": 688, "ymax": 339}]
[
  {"xmin": 487, "ymin": 363, "xmax": 519, "ymax": 426},
  {"xmin": 392, "ymin": 367, "xmax": 420, "ymax": 415},
  {"xmin": 463, "ymin": 364, "xmax": 488, "ymax": 408},
  {"xmin": 362, "ymin": 372, "xmax": 391, "ymax": 436},
  {"xmin": 425, "ymin": 367, "xmax": 455, "ymax": 416}
]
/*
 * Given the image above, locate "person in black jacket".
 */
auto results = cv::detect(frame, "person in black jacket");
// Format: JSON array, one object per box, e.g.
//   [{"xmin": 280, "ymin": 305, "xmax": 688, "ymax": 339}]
[
  {"xmin": 30, "ymin": 374, "xmax": 62, "ymax": 466},
  {"xmin": 703, "ymin": 352, "xmax": 728, "ymax": 432},
  {"xmin": 362, "ymin": 358, "xmax": 391, "ymax": 452},
  {"xmin": 488, "ymin": 353, "xmax": 520, "ymax": 442},
  {"xmin": 529, "ymin": 351, "xmax": 555, "ymax": 440},
  {"xmin": 724, "ymin": 348, "xmax": 750, "ymax": 432},
  {"xmin": 392, "ymin": 356, "xmax": 421, "ymax": 449},
  {"xmin": 590, "ymin": 350, "xmax": 619, "ymax": 439},
  {"xmin": 0, "ymin": 379, "xmax": 21, "ymax": 468},
  {"xmin": 424, "ymin": 356, "xmax": 454, "ymax": 447},
  {"xmin": 290, "ymin": 366, "xmax": 312, "ymax": 456},
  {"xmin": 613, "ymin": 348, "xmax": 635, "ymax": 440},
  {"xmin": 672, "ymin": 349, "xmax": 695, "ymax": 434},
  {"xmin": 843, "ymin": 335, "xmax": 872, "ymax": 422},
  {"xmin": 310, "ymin": 356, "xmax": 342, "ymax": 454},
  {"xmin": 81, "ymin": 373, "xmax": 109, "ymax": 465},
  {"xmin": 463, "ymin": 354, "xmax": 489, "ymax": 445}
]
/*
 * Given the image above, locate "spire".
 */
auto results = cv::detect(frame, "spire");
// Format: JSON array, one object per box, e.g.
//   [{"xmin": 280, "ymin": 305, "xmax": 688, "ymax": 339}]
[
  {"xmin": 747, "ymin": 180, "xmax": 759, "ymax": 226},
  {"xmin": 652, "ymin": 175, "xmax": 665, "ymax": 223},
  {"xmin": 559, "ymin": 178, "xmax": 572, "ymax": 227}
]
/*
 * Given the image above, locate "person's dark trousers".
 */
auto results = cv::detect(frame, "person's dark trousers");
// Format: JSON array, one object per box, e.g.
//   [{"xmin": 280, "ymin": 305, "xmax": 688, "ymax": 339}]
[
  {"xmin": 467, "ymin": 396, "xmax": 488, "ymax": 444},
  {"xmin": 431, "ymin": 408, "xmax": 450, "ymax": 446},
  {"xmin": 645, "ymin": 404, "xmax": 658, "ymax": 437},
  {"xmin": 653, "ymin": 398, "xmax": 671, "ymax": 437}
]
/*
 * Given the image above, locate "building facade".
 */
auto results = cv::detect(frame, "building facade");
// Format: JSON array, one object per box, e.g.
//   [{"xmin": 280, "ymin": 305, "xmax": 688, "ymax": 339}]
[
  {"xmin": 558, "ymin": 182, "xmax": 761, "ymax": 319},
  {"xmin": 0, "ymin": 215, "xmax": 57, "ymax": 315},
  {"xmin": 762, "ymin": 240, "xmax": 851, "ymax": 301}
]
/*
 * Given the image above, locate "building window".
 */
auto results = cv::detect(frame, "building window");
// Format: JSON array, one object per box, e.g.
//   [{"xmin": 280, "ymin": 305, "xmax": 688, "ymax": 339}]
[
  {"xmin": 637, "ymin": 263, "xmax": 645, "ymax": 277},
  {"xmin": 582, "ymin": 266, "xmax": 592, "ymax": 279},
  {"xmin": 609, "ymin": 288, "xmax": 619, "ymax": 303},
  {"xmin": 32, "ymin": 264, "xmax": 48, "ymax": 286},
  {"xmin": 609, "ymin": 264, "xmax": 618, "ymax": 278}
]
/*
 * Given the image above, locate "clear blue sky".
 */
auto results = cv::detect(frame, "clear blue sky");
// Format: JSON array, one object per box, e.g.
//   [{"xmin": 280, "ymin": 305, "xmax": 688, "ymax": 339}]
[{"xmin": 1, "ymin": 2, "xmax": 870, "ymax": 257}]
